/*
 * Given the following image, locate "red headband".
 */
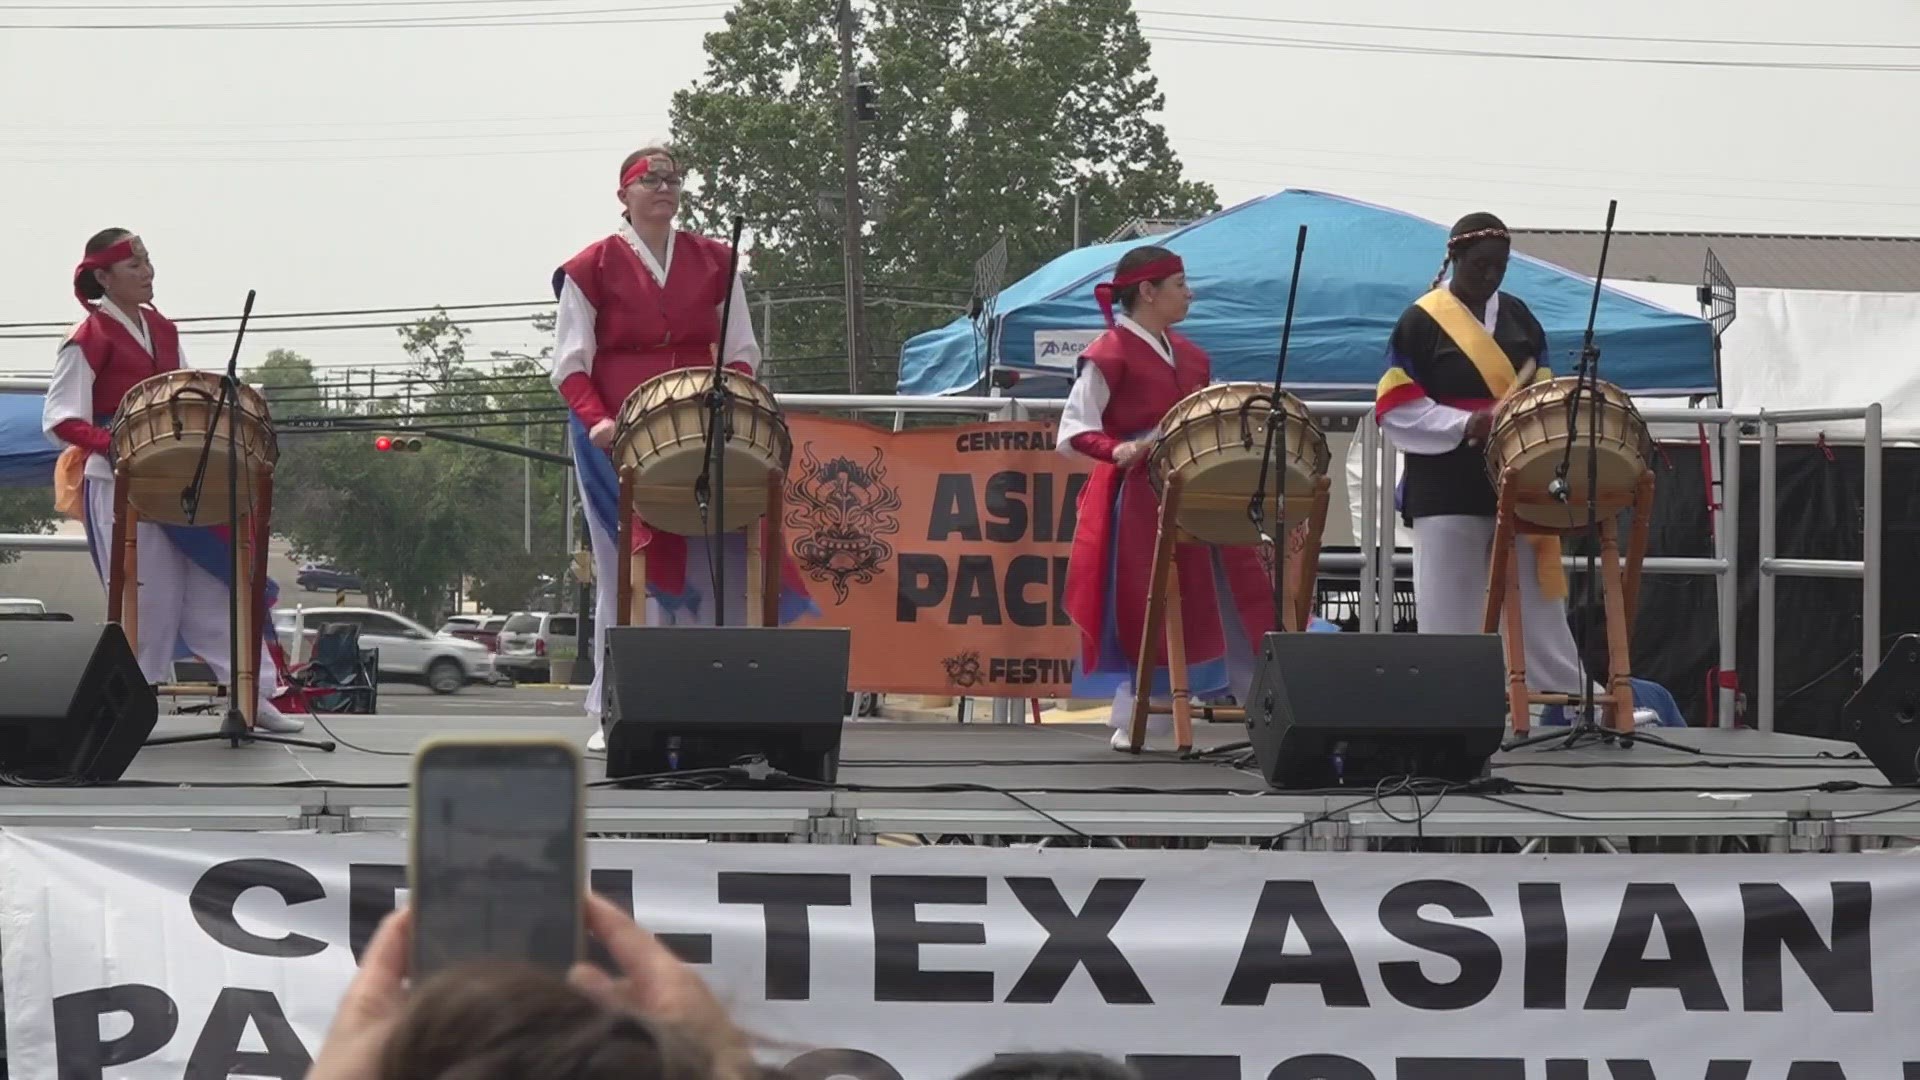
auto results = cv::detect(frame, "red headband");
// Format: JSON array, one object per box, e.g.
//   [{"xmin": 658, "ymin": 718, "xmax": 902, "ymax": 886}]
[
  {"xmin": 1093, "ymin": 254, "xmax": 1185, "ymax": 327},
  {"xmin": 72, "ymin": 237, "xmax": 140, "ymax": 310},
  {"xmin": 619, "ymin": 154, "xmax": 679, "ymax": 190}
]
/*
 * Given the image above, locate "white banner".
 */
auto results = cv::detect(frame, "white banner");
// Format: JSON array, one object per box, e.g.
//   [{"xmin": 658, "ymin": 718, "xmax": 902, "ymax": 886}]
[
  {"xmin": 1, "ymin": 827, "xmax": 1911, "ymax": 1080},
  {"xmin": 1032, "ymin": 330, "xmax": 1101, "ymax": 370}
]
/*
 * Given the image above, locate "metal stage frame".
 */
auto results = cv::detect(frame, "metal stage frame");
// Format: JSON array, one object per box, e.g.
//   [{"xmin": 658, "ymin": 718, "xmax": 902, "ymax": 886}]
[{"xmin": 1, "ymin": 715, "xmax": 1915, "ymax": 854}]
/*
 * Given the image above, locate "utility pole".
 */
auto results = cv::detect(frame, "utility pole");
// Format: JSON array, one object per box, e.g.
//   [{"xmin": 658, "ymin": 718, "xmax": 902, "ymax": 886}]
[{"xmin": 836, "ymin": 0, "xmax": 871, "ymax": 393}]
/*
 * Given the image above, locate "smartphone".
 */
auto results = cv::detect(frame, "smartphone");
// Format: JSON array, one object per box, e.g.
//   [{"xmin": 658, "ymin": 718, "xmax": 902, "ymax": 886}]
[{"xmin": 409, "ymin": 735, "xmax": 585, "ymax": 981}]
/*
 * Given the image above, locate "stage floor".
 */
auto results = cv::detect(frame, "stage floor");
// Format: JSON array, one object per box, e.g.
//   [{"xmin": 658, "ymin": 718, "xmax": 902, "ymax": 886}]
[{"xmin": 2, "ymin": 714, "xmax": 1912, "ymax": 849}]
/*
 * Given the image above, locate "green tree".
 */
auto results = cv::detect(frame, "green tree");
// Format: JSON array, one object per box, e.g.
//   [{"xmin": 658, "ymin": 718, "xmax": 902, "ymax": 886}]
[
  {"xmin": 0, "ymin": 489, "xmax": 56, "ymax": 565},
  {"xmin": 670, "ymin": 0, "xmax": 1217, "ymax": 391}
]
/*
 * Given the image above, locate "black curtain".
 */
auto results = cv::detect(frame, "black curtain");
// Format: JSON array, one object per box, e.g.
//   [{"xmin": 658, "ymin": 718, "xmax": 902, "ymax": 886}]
[{"xmin": 1561, "ymin": 440, "xmax": 1920, "ymax": 738}]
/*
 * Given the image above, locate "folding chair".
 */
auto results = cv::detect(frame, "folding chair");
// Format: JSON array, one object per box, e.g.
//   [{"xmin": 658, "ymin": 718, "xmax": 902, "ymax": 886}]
[{"xmin": 290, "ymin": 622, "xmax": 379, "ymax": 714}]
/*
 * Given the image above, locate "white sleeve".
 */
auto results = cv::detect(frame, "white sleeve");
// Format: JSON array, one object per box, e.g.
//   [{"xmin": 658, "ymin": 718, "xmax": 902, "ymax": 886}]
[
  {"xmin": 719, "ymin": 271, "xmax": 761, "ymax": 373},
  {"xmin": 1055, "ymin": 363, "xmax": 1111, "ymax": 458},
  {"xmin": 43, "ymin": 342, "xmax": 95, "ymax": 442},
  {"xmin": 550, "ymin": 275, "xmax": 597, "ymax": 390},
  {"xmin": 1379, "ymin": 397, "xmax": 1474, "ymax": 456}
]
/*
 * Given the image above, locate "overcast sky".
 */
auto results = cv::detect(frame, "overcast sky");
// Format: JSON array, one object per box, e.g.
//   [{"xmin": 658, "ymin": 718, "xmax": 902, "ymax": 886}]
[{"xmin": 3, "ymin": 0, "xmax": 1916, "ymax": 374}]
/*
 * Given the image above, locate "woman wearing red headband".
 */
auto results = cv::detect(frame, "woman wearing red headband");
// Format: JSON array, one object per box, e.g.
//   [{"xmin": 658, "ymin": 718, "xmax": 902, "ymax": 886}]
[
  {"xmin": 551, "ymin": 145, "xmax": 817, "ymax": 753},
  {"xmin": 1058, "ymin": 245, "xmax": 1275, "ymax": 752},
  {"xmin": 41, "ymin": 228, "xmax": 304, "ymax": 733}
]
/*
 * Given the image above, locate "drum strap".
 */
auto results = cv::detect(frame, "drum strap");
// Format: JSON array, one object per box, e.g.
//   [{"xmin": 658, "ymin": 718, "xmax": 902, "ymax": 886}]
[{"xmin": 1414, "ymin": 288, "xmax": 1568, "ymax": 601}]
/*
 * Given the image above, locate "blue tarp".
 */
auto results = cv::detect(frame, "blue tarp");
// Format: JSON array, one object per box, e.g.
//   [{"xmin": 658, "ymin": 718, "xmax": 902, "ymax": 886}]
[
  {"xmin": 0, "ymin": 392, "xmax": 58, "ymax": 487},
  {"xmin": 898, "ymin": 190, "xmax": 1719, "ymax": 399}
]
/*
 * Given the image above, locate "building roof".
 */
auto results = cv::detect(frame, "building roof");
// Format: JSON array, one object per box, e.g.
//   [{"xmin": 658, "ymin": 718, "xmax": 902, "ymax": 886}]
[
  {"xmin": 1510, "ymin": 230, "xmax": 1920, "ymax": 292},
  {"xmin": 1103, "ymin": 217, "xmax": 1188, "ymax": 242}
]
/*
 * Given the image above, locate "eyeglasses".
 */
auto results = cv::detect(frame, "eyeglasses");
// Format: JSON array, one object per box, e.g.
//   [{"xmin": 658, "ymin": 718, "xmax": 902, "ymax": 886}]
[{"xmin": 632, "ymin": 174, "xmax": 684, "ymax": 191}]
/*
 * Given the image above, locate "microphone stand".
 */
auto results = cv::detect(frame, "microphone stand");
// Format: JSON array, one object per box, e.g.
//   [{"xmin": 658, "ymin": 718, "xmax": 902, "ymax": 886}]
[
  {"xmin": 148, "ymin": 290, "xmax": 335, "ymax": 753},
  {"xmin": 1502, "ymin": 202, "xmax": 1691, "ymax": 756},
  {"xmin": 1191, "ymin": 226, "xmax": 1306, "ymax": 767},
  {"xmin": 693, "ymin": 217, "xmax": 748, "ymax": 627}
]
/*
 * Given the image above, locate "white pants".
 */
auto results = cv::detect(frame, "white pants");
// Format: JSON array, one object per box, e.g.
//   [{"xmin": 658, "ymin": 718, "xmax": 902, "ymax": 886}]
[
  {"xmin": 84, "ymin": 480, "xmax": 285, "ymax": 720},
  {"xmin": 1107, "ymin": 553, "xmax": 1260, "ymax": 734},
  {"xmin": 580, "ymin": 472, "xmax": 749, "ymax": 722},
  {"xmin": 1411, "ymin": 514, "xmax": 1593, "ymax": 698}
]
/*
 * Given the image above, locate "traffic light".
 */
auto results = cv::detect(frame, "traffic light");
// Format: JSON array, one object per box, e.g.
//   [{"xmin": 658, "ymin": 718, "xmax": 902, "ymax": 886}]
[
  {"xmin": 855, "ymin": 82, "xmax": 876, "ymax": 122},
  {"xmin": 373, "ymin": 434, "xmax": 424, "ymax": 452}
]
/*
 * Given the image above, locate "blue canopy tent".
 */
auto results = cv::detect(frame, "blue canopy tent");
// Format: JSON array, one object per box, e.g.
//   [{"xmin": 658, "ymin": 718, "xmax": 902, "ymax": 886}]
[
  {"xmin": 898, "ymin": 190, "xmax": 1718, "ymax": 399},
  {"xmin": 0, "ymin": 391, "xmax": 60, "ymax": 487}
]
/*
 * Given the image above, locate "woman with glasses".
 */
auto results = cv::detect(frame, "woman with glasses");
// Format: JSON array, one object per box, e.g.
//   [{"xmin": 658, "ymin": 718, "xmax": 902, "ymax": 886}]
[{"xmin": 550, "ymin": 144, "xmax": 816, "ymax": 753}]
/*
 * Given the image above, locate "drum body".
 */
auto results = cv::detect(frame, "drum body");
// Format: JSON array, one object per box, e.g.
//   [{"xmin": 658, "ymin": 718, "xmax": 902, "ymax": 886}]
[
  {"xmin": 613, "ymin": 367, "xmax": 791, "ymax": 536},
  {"xmin": 1486, "ymin": 376, "xmax": 1652, "ymax": 528},
  {"xmin": 1149, "ymin": 382, "xmax": 1331, "ymax": 545},
  {"xmin": 110, "ymin": 370, "xmax": 278, "ymax": 527}
]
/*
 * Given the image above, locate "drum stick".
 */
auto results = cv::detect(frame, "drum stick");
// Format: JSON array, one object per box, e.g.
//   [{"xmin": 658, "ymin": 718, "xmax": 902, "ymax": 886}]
[{"xmin": 1514, "ymin": 358, "xmax": 1538, "ymax": 391}]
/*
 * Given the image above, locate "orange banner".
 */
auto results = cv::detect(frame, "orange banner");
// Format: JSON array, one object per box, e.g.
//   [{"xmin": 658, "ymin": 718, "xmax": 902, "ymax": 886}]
[{"xmin": 781, "ymin": 416, "xmax": 1085, "ymax": 697}]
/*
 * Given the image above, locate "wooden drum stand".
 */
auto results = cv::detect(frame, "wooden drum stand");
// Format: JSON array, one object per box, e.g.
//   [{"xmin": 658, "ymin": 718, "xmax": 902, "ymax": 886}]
[
  {"xmin": 105, "ymin": 461, "xmax": 273, "ymax": 726},
  {"xmin": 615, "ymin": 468, "xmax": 786, "ymax": 627},
  {"xmin": 1482, "ymin": 468, "xmax": 1654, "ymax": 735},
  {"xmin": 1124, "ymin": 472, "xmax": 1332, "ymax": 753}
]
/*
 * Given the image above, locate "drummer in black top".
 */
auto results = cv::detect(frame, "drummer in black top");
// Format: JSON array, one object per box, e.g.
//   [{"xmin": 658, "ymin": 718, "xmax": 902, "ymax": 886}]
[{"xmin": 1373, "ymin": 212, "xmax": 1595, "ymax": 712}]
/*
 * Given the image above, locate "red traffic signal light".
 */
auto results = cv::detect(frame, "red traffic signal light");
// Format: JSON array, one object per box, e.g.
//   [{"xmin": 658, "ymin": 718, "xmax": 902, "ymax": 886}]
[
  {"xmin": 374, "ymin": 435, "xmax": 392, "ymax": 451},
  {"xmin": 373, "ymin": 434, "xmax": 423, "ymax": 452}
]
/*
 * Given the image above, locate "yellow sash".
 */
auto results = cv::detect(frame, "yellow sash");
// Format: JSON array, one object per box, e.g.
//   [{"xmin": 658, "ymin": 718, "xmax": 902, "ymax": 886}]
[
  {"xmin": 1413, "ymin": 288, "xmax": 1566, "ymax": 601},
  {"xmin": 53, "ymin": 446, "xmax": 87, "ymax": 521}
]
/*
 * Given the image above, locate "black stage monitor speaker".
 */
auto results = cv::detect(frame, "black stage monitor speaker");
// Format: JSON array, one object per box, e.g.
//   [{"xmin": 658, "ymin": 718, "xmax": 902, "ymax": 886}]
[
  {"xmin": 603, "ymin": 626, "xmax": 851, "ymax": 785},
  {"xmin": 1245, "ymin": 632, "xmax": 1506, "ymax": 789},
  {"xmin": 0, "ymin": 622, "xmax": 157, "ymax": 782},
  {"xmin": 1846, "ymin": 634, "xmax": 1920, "ymax": 784}
]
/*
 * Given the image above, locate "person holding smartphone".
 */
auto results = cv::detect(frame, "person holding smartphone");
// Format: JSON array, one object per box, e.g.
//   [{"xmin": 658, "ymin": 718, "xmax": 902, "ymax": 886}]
[
  {"xmin": 1056, "ymin": 245, "xmax": 1275, "ymax": 753},
  {"xmin": 549, "ymin": 145, "xmax": 818, "ymax": 753}
]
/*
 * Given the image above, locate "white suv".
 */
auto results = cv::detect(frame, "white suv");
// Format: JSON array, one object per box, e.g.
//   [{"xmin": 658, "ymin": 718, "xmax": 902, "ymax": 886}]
[
  {"xmin": 274, "ymin": 606, "xmax": 494, "ymax": 694},
  {"xmin": 494, "ymin": 610, "xmax": 580, "ymax": 681}
]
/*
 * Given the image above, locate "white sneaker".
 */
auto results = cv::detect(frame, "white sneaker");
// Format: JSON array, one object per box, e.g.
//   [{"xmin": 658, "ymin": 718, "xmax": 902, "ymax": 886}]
[
  {"xmin": 587, "ymin": 725, "xmax": 606, "ymax": 753},
  {"xmin": 1109, "ymin": 727, "xmax": 1169, "ymax": 752},
  {"xmin": 255, "ymin": 704, "xmax": 306, "ymax": 734}
]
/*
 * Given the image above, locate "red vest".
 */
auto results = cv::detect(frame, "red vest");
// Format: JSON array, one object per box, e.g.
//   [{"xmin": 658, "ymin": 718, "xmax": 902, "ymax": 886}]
[
  {"xmin": 561, "ymin": 231, "xmax": 734, "ymax": 414},
  {"xmin": 68, "ymin": 306, "xmax": 180, "ymax": 419},
  {"xmin": 1081, "ymin": 326, "xmax": 1211, "ymax": 437}
]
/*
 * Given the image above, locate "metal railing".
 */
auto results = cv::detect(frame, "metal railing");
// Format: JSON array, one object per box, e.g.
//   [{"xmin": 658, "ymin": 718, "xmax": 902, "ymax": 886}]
[{"xmin": 0, "ymin": 385, "xmax": 1888, "ymax": 728}]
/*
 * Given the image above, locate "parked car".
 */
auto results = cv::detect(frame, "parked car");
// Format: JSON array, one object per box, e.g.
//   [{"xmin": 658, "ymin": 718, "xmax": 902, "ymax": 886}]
[
  {"xmin": 274, "ymin": 606, "xmax": 494, "ymax": 693},
  {"xmin": 494, "ymin": 610, "xmax": 579, "ymax": 682},
  {"xmin": 0, "ymin": 598, "xmax": 48, "ymax": 617},
  {"xmin": 439, "ymin": 613, "xmax": 509, "ymax": 651},
  {"xmin": 296, "ymin": 563, "xmax": 365, "ymax": 593}
]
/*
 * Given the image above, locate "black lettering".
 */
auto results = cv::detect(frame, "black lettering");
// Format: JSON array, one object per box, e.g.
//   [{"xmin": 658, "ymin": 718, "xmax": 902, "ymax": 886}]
[
  {"xmin": 872, "ymin": 875, "xmax": 993, "ymax": 1002},
  {"xmin": 184, "ymin": 987, "xmax": 311, "ymax": 1080},
  {"xmin": 784, "ymin": 1048, "xmax": 905, "ymax": 1080},
  {"xmin": 1545, "ymin": 1062, "xmax": 1588, "ymax": 1080},
  {"xmin": 949, "ymin": 555, "xmax": 1001, "ymax": 625},
  {"xmin": 1377, "ymin": 881, "xmax": 1500, "ymax": 1010},
  {"xmin": 1223, "ymin": 881, "xmax": 1367, "ymax": 1007},
  {"xmin": 1400, "ymin": 1059, "xmax": 1524, "ymax": 1080},
  {"xmin": 1606, "ymin": 1063, "xmax": 1751, "ymax": 1080},
  {"xmin": 589, "ymin": 869, "xmax": 712, "ymax": 968},
  {"xmin": 1057, "ymin": 472, "xmax": 1085, "ymax": 542},
  {"xmin": 1520, "ymin": 881, "xmax": 1568, "ymax": 1009},
  {"xmin": 1052, "ymin": 556, "xmax": 1072, "ymax": 625},
  {"xmin": 1741, "ymin": 882, "xmax": 1872, "ymax": 1012},
  {"xmin": 52, "ymin": 984, "xmax": 178, "ymax": 1080},
  {"xmin": 1784, "ymin": 1066, "xmax": 1846, "ymax": 1080},
  {"xmin": 719, "ymin": 872, "xmax": 853, "ymax": 1000},
  {"xmin": 349, "ymin": 862, "xmax": 406, "ymax": 963},
  {"xmin": 1585, "ymin": 883, "xmax": 1729, "ymax": 1011},
  {"xmin": 984, "ymin": 472, "xmax": 1027, "ymax": 542},
  {"xmin": 928, "ymin": 475, "xmax": 981, "ymax": 541},
  {"xmin": 1005, "ymin": 878, "xmax": 1150, "ymax": 1004},
  {"xmin": 1129, "ymin": 1056, "xmax": 1240, "ymax": 1080},
  {"xmin": 896, "ymin": 555, "xmax": 947, "ymax": 622},
  {"xmin": 1267, "ymin": 1055, "xmax": 1373, "ymax": 1080},
  {"xmin": 1034, "ymin": 473, "xmax": 1057, "ymax": 543},
  {"xmin": 1004, "ymin": 555, "xmax": 1051, "ymax": 628},
  {"xmin": 189, "ymin": 858, "xmax": 327, "ymax": 958}
]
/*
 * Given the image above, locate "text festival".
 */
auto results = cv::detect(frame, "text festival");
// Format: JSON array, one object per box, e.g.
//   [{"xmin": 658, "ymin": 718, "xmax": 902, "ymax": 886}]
[{"xmin": 54, "ymin": 860, "xmax": 1878, "ymax": 1080}]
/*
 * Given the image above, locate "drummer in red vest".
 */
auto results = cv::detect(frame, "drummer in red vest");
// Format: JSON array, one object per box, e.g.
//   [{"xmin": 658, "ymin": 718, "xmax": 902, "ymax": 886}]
[
  {"xmin": 552, "ymin": 145, "xmax": 817, "ymax": 753},
  {"xmin": 1058, "ymin": 246, "xmax": 1275, "ymax": 752},
  {"xmin": 41, "ymin": 228, "xmax": 304, "ymax": 733}
]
